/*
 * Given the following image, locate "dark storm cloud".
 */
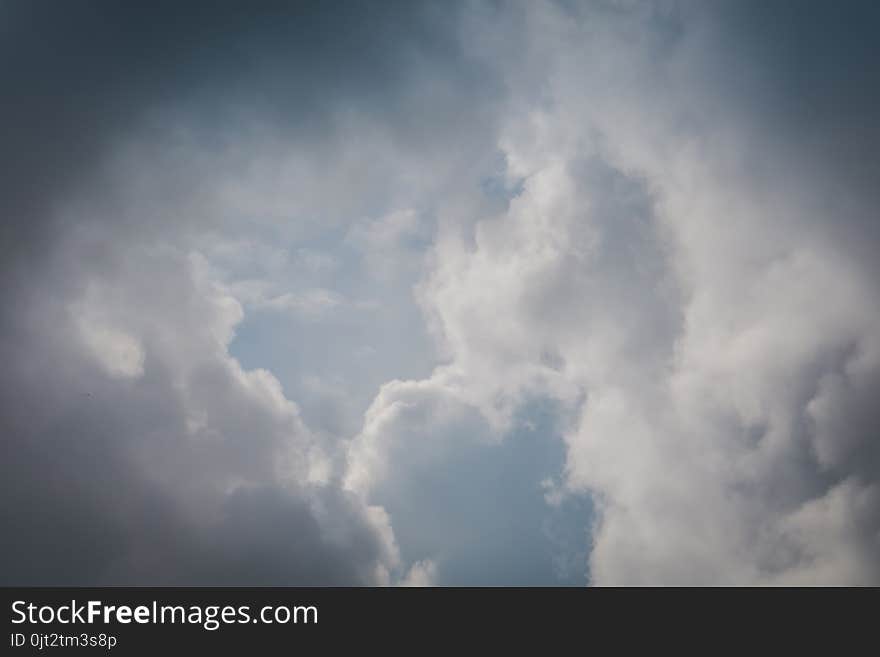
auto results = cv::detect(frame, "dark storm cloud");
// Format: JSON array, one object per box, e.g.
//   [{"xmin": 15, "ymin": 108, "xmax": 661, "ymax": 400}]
[
  {"xmin": 1, "ymin": 0, "xmax": 473, "ymax": 585},
  {"xmin": 1, "ymin": 0, "xmax": 470, "ymax": 275}
]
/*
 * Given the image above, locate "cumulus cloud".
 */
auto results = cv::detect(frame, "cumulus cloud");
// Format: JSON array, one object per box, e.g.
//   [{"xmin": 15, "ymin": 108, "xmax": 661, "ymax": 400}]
[
  {"xmin": 0, "ymin": 0, "xmax": 472, "ymax": 585},
  {"xmin": 1, "ymin": 230, "xmax": 400, "ymax": 583},
  {"xmin": 3, "ymin": 0, "xmax": 879, "ymax": 586},
  {"xmin": 346, "ymin": 1, "xmax": 880, "ymax": 584}
]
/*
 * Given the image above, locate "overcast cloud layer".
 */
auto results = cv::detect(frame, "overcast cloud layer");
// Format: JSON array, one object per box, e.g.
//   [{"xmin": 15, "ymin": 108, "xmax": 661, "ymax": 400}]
[{"xmin": 2, "ymin": 1, "xmax": 879, "ymax": 585}]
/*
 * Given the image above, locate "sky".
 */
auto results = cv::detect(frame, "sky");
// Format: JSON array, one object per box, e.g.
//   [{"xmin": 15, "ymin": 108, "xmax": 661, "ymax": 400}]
[{"xmin": 1, "ymin": 0, "xmax": 879, "ymax": 586}]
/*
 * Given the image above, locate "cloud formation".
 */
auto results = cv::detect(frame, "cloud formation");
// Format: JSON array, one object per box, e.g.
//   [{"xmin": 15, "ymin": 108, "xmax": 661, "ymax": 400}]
[
  {"xmin": 345, "ymin": 1, "xmax": 880, "ymax": 584},
  {"xmin": 1, "ymin": 0, "xmax": 466, "ymax": 585},
  {"xmin": 2, "ymin": 1, "xmax": 879, "ymax": 585}
]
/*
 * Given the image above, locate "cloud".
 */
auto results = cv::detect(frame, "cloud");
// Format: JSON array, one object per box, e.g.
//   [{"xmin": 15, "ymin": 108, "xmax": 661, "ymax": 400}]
[
  {"xmin": 0, "ymin": 236, "xmax": 400, "ymax": 584},
  {"xmin": 1, "ymin": 0, "xmax": 476, "ymax": 584},
  {"xmin": 3, "ymin": 0, "xmax": 879, "ymax": 586},
  {"xmin": 400, "ymin": 559, "xmax": 439, "ymax": 587},
  {"xmin": 370, "ymin": 1, "xmax": 880, "ymax": 584}
]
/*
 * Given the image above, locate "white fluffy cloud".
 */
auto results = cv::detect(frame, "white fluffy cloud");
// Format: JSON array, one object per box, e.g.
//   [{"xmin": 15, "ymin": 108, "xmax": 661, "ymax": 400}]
[{"xmin": 345, "ymin": 1, "xmax": 880, "ymax": 584}]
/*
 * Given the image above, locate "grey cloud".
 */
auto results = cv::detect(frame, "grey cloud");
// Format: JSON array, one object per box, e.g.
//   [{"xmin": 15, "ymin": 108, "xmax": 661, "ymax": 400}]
[
  {"xmin": 4, "ymin": 0, "xmax": 880, "ymax": 586},
  {"xmin": 0, "ymin": 0, "xmax": 493, "ymax": 273},
  {"xmin": 0, "ymin": 241, "xmax": 396, "ymax": 584},
  {"xmin": 1, "ymin": 0, "xmax": 493, "ymax": 585}
]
